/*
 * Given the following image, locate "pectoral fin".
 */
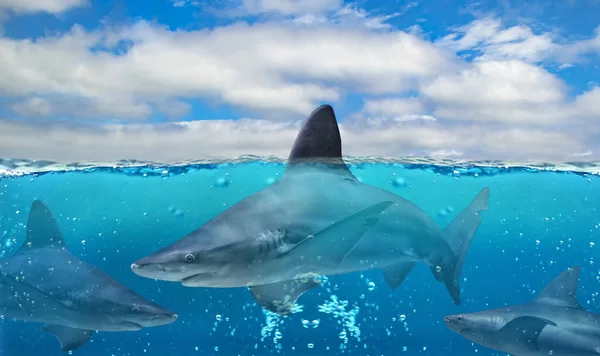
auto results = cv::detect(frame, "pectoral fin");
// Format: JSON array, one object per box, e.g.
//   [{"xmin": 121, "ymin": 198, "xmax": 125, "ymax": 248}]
[
  {"xmin": 287, "ymin": 201, "xmax": 394, "ymax": 267},
  {"xmin": 382, "ymin": 262, "xmax": 416, "ymax": 290},
  {"xmin": 43, "ymin": 325, "xmax": 93, "ymax": 352},
  {"xmin": 0, "ymin": 272, "xmax": 70, "ymax": 316},
  {"xmin": 496, "ymin": 316, "xmax": 556, "ymax": 351},
  {"xmin": 249, "ymin": 275, "xmax": 322, "ymax": 316}
]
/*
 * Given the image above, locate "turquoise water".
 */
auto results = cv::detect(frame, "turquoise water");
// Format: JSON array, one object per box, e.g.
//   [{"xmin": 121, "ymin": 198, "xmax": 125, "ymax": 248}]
[{"xmin": 1, "ymin": 159, "xmax": 599, "ymax": 355}]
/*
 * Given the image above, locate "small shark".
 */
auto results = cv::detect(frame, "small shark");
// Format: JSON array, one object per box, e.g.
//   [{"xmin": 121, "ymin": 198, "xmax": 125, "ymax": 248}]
[
  {"xmin": 444, "ymin": 266, "xmax": 600, "ymax": 356},
  {"xmin": 131, "ymin": 104, "xmax": 490, "ymax": 315},
  {"xmin": 0, "ymin": 200, "xmax": 178, "ymax": 352}
]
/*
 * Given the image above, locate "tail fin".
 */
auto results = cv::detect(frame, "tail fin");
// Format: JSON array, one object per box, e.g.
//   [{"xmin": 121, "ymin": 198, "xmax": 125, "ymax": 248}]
[{"xmin": 434, "ymin": 187, "xmax": 490, "ymax": 305}]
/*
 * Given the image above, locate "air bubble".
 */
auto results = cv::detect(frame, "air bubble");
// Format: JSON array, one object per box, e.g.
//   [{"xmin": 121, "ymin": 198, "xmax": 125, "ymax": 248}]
[
  {"xmin": 215, "ymin": 177, "xmax": 229, "ymax": 187},
  {"xmin": 392, "ymin": 177, "xmax": 406, "ymax": 188}
]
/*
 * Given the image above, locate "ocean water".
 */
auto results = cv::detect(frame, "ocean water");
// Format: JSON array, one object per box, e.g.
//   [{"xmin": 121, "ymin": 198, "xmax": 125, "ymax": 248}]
[{"xmin": 0, "ymin": 158, "xmax": 599, "ymax": 356}]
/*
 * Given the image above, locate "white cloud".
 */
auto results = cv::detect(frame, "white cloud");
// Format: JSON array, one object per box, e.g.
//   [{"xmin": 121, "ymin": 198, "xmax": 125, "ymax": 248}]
[
  {"xmin": 438, "ymin": 17, "xmax": 558, "ymax": 63},
  {"xmin": 0, "ymin": 20, "xmax": 452, "ymax": 119},
  {"xmin": 196, "ymin": 0, "xmax": 406, "ymax": 30},
  {"xmin": 558, "ymin": 26, "xmax": 600, "ymax": 63},
  {"xmin": 193, "ymin": 0, "xmax": 343, "ymax": 19},
  {"xmin": 572, "ymin": 86, "xmax": 600, "ymax": 118},
  {"xmin": 0, "ymin": 0, "xmax": 87, "ymax": 14},
  {"xmin": 0, "ymin": 118, "xmax": 590, "ymax": 163},
  {"xmin": 170, "ymin": 0, "xmax": 198, "ymax": 7},
  {"xmin": 364, "ymin": 97, "xmax": 424, "ymax": 116},
  {"xmin": 361, "ymin": 59, "xmax": 600, "ymax": 125},
  {"xmin": 1, "ymin": 11, "xmax": 600, "ymax": 162},
  {"xmin": 420, "ymin": 60, "xmax": 570, "ymax": 123},
  {"xmin": 155, "ymin": 100, "xmax": 192, "ymax": 119},
  {"xmin": 239, "ymin": 0, "xmax": 342, "ymax": 16},
  {"xmin": 330, "ymin": 3, "xmax": 405, "ymax": 29},
  {"xmin": 10, "ymin": 96, "xmax": 152, "ymax": 120},
  {"xmin": 359, "ymin": 97, "xmax": 436, "ymax": 123},
  {"xmin": 430, "ymin": 149, "xmax": 463, "ymax": 158},
  {"xmin": 11, "ymin": 97, "xmax": 52, "ymax": 117}
]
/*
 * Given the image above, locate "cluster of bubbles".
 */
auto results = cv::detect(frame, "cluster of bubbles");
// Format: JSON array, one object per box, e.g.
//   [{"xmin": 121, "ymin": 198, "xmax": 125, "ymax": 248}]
[
  {"xmin": 1, "ymin": 227, "xmax": 18, "ymax": 258},
  {"xmin": 393, "ymin": 313, "xmax": 409, "ymax": 333},
  {"xmin": 317, "ymin": 294, "xmax": 361, "ymax": 349},
  {"xmin": 260, "ymin": 303, "xmax": 304, "ymax": 349},
  {"xmin": 258, "ymin": 274, "xmax": 364, "ymax": 352},
  {"xmin": 301, "ymin": 318, "xmax": 320, "ymax": 329}
]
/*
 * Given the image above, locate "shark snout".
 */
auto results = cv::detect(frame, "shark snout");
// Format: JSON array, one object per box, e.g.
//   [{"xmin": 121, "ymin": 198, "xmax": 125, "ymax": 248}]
[
  {"xmin": 153, "ymin": 312, "xmax": 179, "ymax": 324},
  {"xmin": 131, "ymin": 254, "xmax": 173, "ymax": 276},
  {"xmin": 136, "ymin": 311, "xmax": 179, "ymax": 328},
  {"xmin": 131, "ymin": 247, "xmax": 194, "ymax": 278},
  {"xmin": 444, "ymin": 314, "xmax": 464, "ymax": 325},
  {"xmin": 131, "ymin": 262, "xmax": 166, "ymax": 272},
  {"xmin": 130, "ymin": 255, "xmax": 192, "ymax": 282}
]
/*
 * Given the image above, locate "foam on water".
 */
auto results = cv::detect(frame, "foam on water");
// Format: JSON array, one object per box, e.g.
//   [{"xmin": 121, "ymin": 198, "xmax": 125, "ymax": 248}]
[{"xmin": 2, "ymin": 155, "xmax": 600, "ymax": 177}]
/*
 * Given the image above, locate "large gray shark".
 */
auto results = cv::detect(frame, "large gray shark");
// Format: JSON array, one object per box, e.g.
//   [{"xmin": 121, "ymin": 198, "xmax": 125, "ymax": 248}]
[
  {"xmin": 131, "ymin": 104, "xmax": 490, "ymax": 315},
  {"xmin": 0, "ymin": 200, "xmax": 178, "ymax": 352},
  {"xmin": 444, "ymin": 266, "xmax": 600, "ymax": 356}
]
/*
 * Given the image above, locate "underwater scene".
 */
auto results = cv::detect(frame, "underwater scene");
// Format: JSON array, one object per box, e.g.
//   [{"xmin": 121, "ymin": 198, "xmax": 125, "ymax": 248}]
[
  {"xmin": 1, "ymin": 155, "xmax": 599, "ymax": 356},
  {"xmin": 2, "ymin": 0, "xmax": 600, "ymax": 353}
]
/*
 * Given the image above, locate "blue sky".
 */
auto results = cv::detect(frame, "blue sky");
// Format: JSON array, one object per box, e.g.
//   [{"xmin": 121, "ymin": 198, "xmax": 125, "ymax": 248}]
[{"xmin": 0, "ymin": 0, "xmax": 599, "ymax": 163}]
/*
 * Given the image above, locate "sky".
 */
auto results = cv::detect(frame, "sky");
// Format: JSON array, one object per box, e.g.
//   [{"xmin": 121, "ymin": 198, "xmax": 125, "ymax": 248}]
[{"xmin": 0, "ymin": 0, "xmax": 599, "ymax": 163}]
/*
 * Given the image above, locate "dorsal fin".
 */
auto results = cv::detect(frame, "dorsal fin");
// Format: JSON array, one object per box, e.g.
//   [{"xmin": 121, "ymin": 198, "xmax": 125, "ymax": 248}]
[
  {"xmin": 533, "ymin": 266, "xmax": 583, "ymax": 309},
  {"xmin": 16, "ymin": 200, "xmax": 67, "ymax": 254},
  {"xmin": 285, "ymin": 104, "xmax": 355, "ymax": 178}
]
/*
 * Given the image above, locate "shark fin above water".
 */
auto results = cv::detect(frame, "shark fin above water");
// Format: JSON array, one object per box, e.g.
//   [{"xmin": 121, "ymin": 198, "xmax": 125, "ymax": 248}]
[
  {"xmin": 249, "ymin": 276, "xmax": 322, "ymax": 316},
  {"xmin": 533, "ymin": 266, "xmax": 583, "ymax": 310},
  {"xmin": 16, "ymin": 200, "xmax": 67, "ymax": 254},
  {"xmin": 495, "ymin": 316, "xmax": 556, "ymax": 352},
  {"xmin": 43, "ymin": 325, "xmax": 93, "ymax": 352},
  {"xmin": 285, "ymin": 104, "xmax": 356, "ymax": 178}
]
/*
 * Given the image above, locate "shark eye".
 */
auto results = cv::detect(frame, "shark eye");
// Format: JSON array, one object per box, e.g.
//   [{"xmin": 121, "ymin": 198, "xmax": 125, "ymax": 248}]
[
  {"xmin": 185, "ymin": 254, "xmax": 195, "ymax": 263},
  {"xmin": 132, "ymin": 306, "xmax": 140, "ymax": 314},
  {"xmin": 457, "ymin": 315, "xmax": 463, "ymax": 320}
]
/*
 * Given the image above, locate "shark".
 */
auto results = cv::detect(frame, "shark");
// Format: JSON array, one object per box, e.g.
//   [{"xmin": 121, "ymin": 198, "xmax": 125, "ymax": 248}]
[
  {"xmin": 0, "ymin": 200, "xmax": 178, "ymax": 352},
  {"xmin": 131, "ymin": 104, "xmax": 490, "ymax": 315},
  {"xmin": 444, "ymin": 266, "xmax": 600, "ymax": 356}
]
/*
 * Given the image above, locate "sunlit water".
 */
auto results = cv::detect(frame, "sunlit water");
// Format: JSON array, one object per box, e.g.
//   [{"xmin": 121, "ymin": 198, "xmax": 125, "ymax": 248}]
[{"xmin": 1, "ymin": 158, "xmax": 599, "ymax": 355}]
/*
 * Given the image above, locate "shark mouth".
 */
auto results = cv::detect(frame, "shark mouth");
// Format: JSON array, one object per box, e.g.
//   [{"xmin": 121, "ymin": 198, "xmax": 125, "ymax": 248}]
[
  {"xmin": 121, "ymin": 321, "xmax": 143, "ymax": 331},
  {"xmin": 181, "ymin": 272, "xmax": 218, "ymax": 287}
]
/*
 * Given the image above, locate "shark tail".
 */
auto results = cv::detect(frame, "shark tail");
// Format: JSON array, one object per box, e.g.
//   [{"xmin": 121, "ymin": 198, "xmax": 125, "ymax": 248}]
[{"xmin": 433, "ymin": 187, "xmax": 490, "ymax": 305}]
